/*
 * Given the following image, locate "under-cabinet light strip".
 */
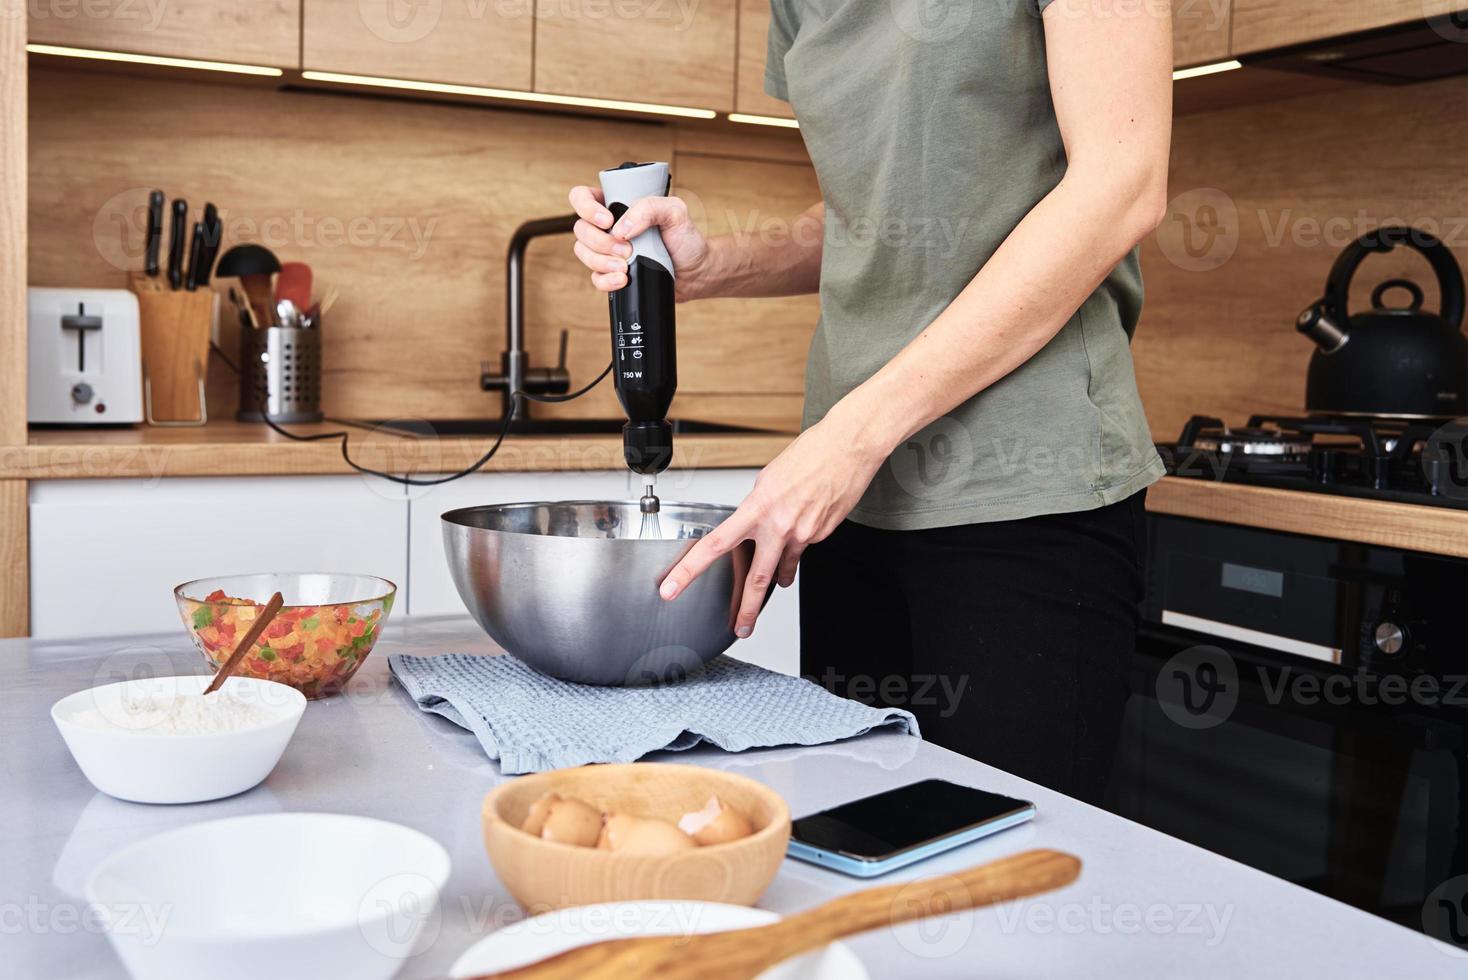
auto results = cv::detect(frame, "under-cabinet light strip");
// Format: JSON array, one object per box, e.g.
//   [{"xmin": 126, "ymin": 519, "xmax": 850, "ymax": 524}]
[
  {"xmin": 1172, "ymin": 59, "xmax": 1243, "ymax": 81},
  {"xmin": 727, "ymin": 113, "xmax": 800, "ymax": 129},
  {"xmin": 26, "ymin": 43, "xmax": 284, "ymax": 77},
  {"xmin": 301, "ymin": 70, "xmax": 717, "ymax": 120}
]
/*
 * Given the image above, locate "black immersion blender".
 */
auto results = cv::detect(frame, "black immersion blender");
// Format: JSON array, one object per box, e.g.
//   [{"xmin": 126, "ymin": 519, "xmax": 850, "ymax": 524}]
[{"xmin": 600, "ymin": 162, "xmax": 676, "ymax": 535}]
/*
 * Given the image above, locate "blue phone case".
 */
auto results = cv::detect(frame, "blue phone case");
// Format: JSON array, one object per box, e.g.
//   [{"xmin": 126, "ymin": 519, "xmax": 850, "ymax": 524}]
[{"xmin": 785, "ymin": 804, "xmax": 1036, "ymax": 878}]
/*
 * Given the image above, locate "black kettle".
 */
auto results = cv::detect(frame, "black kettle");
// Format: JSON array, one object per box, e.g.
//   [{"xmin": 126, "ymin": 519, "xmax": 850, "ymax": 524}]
[{"xmin": 1296, "ymin": 226, "xmax": 1467, "ymax": 419}]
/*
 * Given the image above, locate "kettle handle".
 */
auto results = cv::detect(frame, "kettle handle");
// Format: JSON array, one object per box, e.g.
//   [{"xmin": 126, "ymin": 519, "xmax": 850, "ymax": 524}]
[{"xmin": 1323, "ymin": 226, "xmax": 1465, "ymax": 330}]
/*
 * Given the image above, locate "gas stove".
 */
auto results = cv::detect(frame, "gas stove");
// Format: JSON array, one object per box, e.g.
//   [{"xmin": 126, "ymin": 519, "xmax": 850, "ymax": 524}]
[{"xmin": 1157, "ymin": 414, "xmax": 1468, "ymax": 509}]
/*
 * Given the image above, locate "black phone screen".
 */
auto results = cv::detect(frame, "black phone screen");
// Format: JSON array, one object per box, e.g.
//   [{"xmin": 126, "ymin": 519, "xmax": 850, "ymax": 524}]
[{"xmin": 790, "ymin": 780, "xmax": 1033, "ymax": 861}]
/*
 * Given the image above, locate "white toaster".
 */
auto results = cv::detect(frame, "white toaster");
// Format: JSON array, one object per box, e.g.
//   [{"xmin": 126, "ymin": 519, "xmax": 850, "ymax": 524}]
[{"xmin": 28, "ymin": 287, "xmax": 144, "ymax": 425}]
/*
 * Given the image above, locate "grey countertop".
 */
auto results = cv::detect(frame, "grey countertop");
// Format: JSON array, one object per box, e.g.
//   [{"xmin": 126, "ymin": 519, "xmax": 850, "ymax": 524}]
[{"xmin": 4, "ymin": 616, "xmax": 1462, "ymax": 978}]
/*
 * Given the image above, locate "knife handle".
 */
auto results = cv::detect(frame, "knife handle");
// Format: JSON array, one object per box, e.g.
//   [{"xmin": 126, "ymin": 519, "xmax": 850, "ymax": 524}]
[
  {"xmin": 167, "ymin": 199, "xmax": 188, "ymax": 290},
  {"xmin": 185, "ymin": 222, "xmax": 206, "ymax": 291},
  {"xmin": 144, "ymin": 190, "xmax": 164, "ymax": 277},
  {"xmin": 197, "ymin": 202, "xmax": 220, "ymax": 286}
]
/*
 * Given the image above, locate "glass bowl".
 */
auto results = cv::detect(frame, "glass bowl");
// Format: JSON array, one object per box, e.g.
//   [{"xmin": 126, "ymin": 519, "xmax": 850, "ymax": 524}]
[{"xmin": 175, "ymin": 573, "xmax": 396, "ymax": 700}]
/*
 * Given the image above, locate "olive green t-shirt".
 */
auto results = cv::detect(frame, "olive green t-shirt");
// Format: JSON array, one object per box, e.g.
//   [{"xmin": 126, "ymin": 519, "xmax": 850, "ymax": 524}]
[{"xmin": 766, "ymin": 0, "xmax": 1164, "ymax": 529}]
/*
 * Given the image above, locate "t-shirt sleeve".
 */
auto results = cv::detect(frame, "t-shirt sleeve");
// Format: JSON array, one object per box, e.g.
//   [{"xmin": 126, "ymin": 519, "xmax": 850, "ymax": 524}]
[{"xmin": 764, "ymin": 0, "xmax": 797, "ymax": 102}]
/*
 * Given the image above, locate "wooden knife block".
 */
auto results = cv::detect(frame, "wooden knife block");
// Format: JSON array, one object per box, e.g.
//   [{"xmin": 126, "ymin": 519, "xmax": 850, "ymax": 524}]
[{"xmin": 129, "ymin": 274, "xmax": 213, "ymax": 425}]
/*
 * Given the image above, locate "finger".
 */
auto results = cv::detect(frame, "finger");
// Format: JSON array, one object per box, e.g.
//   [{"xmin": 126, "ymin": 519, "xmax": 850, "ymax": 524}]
[
  {"xmin": 590, "ymin": 270, "xmax": 627, "ymax": 292},
  {"xmin": 611, "ymin": 196, "xmax": 684, "ymax": 242},
  {"xmin": 568, "ymin": 185, "xmax": 612, "ymax": 229},
  {"xmin": 776, "ymin": 543, "xmax": 805, "ymax": 589},
  {"xmin": 734, "ymin": 537, "xmax": 781, "ymax": 638},
  {"xmin": 575, "ymin": 218, "xmax": 631, "ymax": 258},
  {"xmin": 660, "ymin": 511, "xmax": 752, "ymax": 601},
  {"xmin": 574, "ymin": 240, "xmax": 627, "ymax": 276}
]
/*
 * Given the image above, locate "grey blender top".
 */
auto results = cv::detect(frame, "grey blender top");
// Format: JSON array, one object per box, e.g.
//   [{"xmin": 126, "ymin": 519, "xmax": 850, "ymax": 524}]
[{"xmin": 600, "ymin": 162, "xmax": 678, "ymax": 525}]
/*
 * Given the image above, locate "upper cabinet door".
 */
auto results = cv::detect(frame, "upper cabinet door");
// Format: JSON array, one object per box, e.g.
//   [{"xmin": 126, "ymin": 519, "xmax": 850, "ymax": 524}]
[
  {"xmin": 1172, "ymin": 0, "xmax": 1231, "ymax": 67},
  {"xmin": 1232, "ymin": 0, "xmax": 1468, "ymax": 54},
  {"xmin": 532, "ymin": 0, "xmax": 737, "ymax": 112},
  {"xmin": 303, "ymin": 0, "xmax": 532, "ymax": 89},
  {"xmin": 736, "ymin": 0, "xmax": 793, "ymax": 117},
  {"xmin": 29, "ymin": 0, "xmax": 300, "ymax": 68}
]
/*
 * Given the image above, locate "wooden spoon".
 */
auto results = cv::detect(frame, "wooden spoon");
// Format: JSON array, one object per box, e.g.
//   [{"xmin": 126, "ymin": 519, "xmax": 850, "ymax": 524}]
[
  {"xmin": 468, "ymin": 848, "xmax": 1081, "ymax": 980},
  {"xmin": 204, "ymin": 592, "xmax": 284, "ymax": 695}
]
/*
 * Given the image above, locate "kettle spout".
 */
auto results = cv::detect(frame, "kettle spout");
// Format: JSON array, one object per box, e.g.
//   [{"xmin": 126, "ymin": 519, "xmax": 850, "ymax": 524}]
[{"xmin": 1296, "ymin": 302, "xmax": 1350, "ymax": 354}]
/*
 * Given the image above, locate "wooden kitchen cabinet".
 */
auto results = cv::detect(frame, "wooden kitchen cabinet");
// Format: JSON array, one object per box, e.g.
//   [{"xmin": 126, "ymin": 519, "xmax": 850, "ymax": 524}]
[
  {"xmin": 735, "ymin": 0, "xmax": 793, "ymax": 117},
  {"xmin": 28, "ymin": 0, "xmax": 300, "ymax": 69},
  {"xmin": 532, "ymin": 0, "xmax": 737, "ymax": 111},
  {"xmin": 303, "ymin": 0, "xmax": 532, "ymax": 90},
  {"xmin": 1232, "ymin": 0, "xmax": 1468, "ymax": 54},
  {"xmin": 1172, "ymin": 0, "xmax": 1232, "ymax": 67}
]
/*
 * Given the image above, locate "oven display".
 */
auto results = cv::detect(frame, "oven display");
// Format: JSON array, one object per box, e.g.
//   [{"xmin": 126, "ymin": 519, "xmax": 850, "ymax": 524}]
[{"xmin": 1221, "ymin": 562, "xmax": 1284, "ymax": 598}]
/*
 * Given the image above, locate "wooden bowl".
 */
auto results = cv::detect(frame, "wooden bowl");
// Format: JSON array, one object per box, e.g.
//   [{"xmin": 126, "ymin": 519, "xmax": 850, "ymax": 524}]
[{"xmin": 482, "ymin": 763, "xmax": 791, "ymax": 912}]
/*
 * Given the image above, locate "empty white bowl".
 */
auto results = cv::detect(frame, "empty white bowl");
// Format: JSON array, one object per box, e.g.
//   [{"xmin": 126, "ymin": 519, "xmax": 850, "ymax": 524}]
[
  {"xmin": 51, "ymin": 674, "xmax": 306, "ymax": 804},
  {"xmin": 86, "ymin": 813, "xmax": 452, "ymax": 980}
]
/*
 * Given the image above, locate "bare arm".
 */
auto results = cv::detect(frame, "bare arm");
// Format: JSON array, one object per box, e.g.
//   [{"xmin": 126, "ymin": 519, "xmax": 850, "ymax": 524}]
[
  {"xmin": 660, "ymin": 0, "xmax": 1174, "ymax": 636},
  {"xmin": 566, "ymin": 189, "xmax": 823, "ymax": 301},
  {"xmin": 687, "ymin": 201, "xmax": 825, "ymax": 299}
]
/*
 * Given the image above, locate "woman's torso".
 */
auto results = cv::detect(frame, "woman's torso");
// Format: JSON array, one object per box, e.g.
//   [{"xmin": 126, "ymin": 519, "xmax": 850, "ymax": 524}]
[{"xmin": 766, "ymin": 0, "xmax": 1164, "ymax": 529}]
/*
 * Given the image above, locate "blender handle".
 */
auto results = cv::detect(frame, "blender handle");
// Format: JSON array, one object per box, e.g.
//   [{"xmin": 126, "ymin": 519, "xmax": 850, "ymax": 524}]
[{"xmin": 598, "ymin": 162, "xmax": 676, "ymax": 278}]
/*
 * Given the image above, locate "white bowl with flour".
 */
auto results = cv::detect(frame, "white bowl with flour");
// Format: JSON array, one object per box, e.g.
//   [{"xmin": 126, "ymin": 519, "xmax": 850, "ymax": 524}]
[{"xmin": 51, "ymin": 675, "xmax": 306, "ymax": 804}]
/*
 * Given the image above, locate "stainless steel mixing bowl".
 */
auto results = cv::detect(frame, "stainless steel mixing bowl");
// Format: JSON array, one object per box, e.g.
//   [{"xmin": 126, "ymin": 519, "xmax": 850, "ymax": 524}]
[{"xmin": 442, "ymin": 501, "xmax": 752, "ymax": 685}]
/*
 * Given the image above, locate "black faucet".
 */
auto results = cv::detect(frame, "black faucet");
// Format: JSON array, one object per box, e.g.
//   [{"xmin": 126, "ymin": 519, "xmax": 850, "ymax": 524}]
[{"xmin": 480, "ymin": 215, "xmax": 576, "ymax": 420}]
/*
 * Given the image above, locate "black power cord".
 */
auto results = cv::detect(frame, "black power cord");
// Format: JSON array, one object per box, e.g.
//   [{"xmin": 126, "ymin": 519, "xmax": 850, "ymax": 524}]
[{"xmin": 213, "ymin": 342, "xmax": 613, "ymax": 486}]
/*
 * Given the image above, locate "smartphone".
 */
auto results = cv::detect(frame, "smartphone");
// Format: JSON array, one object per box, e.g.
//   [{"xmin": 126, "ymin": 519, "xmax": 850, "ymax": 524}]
[{"xmin": 786, "ymin": 779, "xmax": 1036, "ymax": 878}]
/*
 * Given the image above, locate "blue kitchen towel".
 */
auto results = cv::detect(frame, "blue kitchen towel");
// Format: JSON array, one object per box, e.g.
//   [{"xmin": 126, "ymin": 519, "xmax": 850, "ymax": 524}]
[{"xmin": 388, "ymin": 653, "xmax": 920, "ymax": 774}]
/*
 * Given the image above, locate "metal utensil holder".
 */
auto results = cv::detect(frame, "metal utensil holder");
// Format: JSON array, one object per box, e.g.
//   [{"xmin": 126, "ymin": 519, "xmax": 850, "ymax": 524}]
[{"xmin": 237, "ymin": 325, "xmax": 324, "ymax": 423}]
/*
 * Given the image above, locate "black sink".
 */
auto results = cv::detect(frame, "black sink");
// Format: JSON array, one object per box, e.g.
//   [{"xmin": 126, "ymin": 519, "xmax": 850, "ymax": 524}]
[{"xmin": 360, "ymin": 417, "xmax": 768, "ymax": 437}]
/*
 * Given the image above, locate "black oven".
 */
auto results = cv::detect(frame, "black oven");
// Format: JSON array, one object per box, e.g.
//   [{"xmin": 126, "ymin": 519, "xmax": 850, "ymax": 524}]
[{"xmin": 1106, "ymin": 514, "xmax": 1467, "ymax": 932}]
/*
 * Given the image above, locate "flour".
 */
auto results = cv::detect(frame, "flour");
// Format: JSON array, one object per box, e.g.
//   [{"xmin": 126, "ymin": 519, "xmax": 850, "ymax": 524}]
[{"xmin": 69, "ymin": 688, "xmax": 282, "ymax": 735}]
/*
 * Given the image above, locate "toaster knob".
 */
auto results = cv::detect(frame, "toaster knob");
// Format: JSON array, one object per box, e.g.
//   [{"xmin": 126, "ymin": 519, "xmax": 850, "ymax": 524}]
[{"xmin": 70, "ymin": 382, "xmax": 94, "ymax": 404}]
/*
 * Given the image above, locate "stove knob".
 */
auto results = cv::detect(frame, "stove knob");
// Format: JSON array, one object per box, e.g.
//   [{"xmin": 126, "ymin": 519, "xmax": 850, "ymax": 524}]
[
  {"xmin": 1372, "ymin": 621, "xmax": 1408, "ymax": 657},
  {"xmin": 70, "ymin": 382, "xmax": 94, "ymax": 404}
]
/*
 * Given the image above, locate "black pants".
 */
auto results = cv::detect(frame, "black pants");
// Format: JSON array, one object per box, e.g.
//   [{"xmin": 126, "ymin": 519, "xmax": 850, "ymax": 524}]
[{"xmin": 800, "ymin": 491, "xmax": 1147, "ymax": 804}]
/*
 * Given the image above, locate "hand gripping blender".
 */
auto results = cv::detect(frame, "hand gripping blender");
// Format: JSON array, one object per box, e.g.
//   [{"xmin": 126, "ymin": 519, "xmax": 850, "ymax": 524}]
[{"xmin": 600, "ymin": 162, "xmax": 676, "ymax": 526}]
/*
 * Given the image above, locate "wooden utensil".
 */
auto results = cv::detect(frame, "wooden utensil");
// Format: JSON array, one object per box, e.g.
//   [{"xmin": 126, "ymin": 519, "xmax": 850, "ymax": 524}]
[
  {"xmin": 204, "ymin": 592, "xmax": 284, "ymax": 695},
  {"xmin": 467, "ymin": 848, "xmax": 1081, "ymax": 980}
]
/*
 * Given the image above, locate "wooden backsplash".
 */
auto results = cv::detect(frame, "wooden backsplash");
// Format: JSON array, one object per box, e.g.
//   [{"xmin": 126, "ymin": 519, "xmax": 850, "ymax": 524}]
[
  {"xmin": 1135, "ymin": 73, "xmax": 1468, "ymax": 440},
  {"xmin": 27, "ymin": 66, "xmax": 1468, "ymax": 443},
  {"xmin": 27, "ymin": 67, "xmax": 819, "ymax": 429}
]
